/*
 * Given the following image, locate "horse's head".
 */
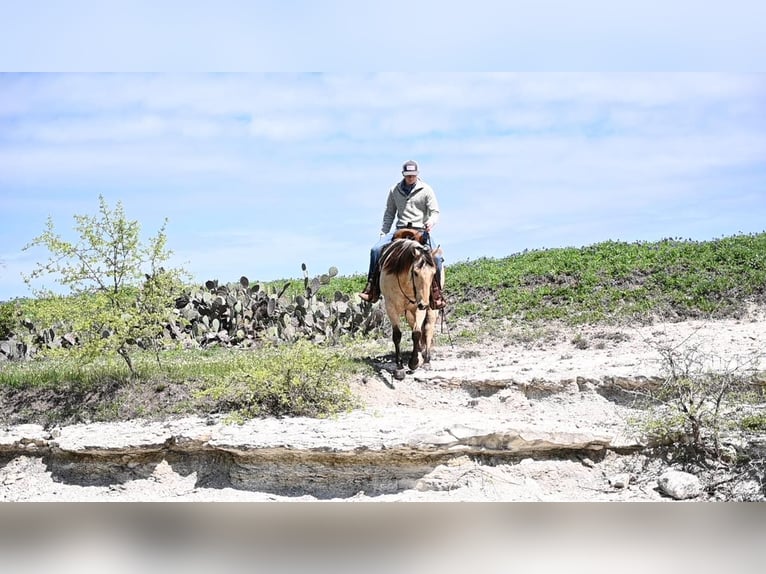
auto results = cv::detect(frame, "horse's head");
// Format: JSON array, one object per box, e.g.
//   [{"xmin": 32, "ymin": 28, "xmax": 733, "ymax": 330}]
[
  {"xmin": 381, "ymin": 238, "xmax": 438, "ymax": 310},
  {"xmin": 410, "ymin": 244, "xmax": 437, "ymax": 310}
]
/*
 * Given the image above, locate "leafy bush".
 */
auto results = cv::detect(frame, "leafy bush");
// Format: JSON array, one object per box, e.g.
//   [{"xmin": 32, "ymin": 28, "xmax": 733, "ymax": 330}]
[
  {"xmin": 640, "ymin": 343, "xmax": 761, "ymax": 461},
  {"xmin": 740, "ymin": 413, "xmax": 766, "ymax": 432},
  {"xmin": 0, "ymin": 301, "xmax": 19, "ymax": 339},
  {"xmin": 196, "ymin": 340, "xmax": 360, "ymax": 418},
  {"xmin": 22, "ymin": 195, "xmax": 188, "ymax": 374}
]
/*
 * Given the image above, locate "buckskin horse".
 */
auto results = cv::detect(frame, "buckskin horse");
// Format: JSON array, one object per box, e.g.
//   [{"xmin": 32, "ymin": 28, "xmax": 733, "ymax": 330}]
[{"xmin": 378, "ymin": 228, "xmax": 442, "ymax": 379}]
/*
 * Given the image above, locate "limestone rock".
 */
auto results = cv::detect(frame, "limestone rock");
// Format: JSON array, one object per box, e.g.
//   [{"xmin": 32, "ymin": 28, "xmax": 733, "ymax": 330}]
[{"xmin": 658, "ymin": 469, "xmax": 702, "ymax": 500}]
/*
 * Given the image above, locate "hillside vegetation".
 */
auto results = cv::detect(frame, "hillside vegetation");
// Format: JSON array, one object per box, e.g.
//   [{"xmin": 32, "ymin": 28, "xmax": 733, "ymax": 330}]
[
  {"xmin": 445, "ymin": 233, "xmax": 766, "ymax": 323},
  {"xmin": 2, "ymin": 231, "xmax": 765, "ymax": 425}
]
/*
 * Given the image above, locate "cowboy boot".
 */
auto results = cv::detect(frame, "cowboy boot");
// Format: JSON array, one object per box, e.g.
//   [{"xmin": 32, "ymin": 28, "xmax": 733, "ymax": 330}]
[
  {"xmin": 430, "ymin": 278, "xmax": 446, "ymax": 310},
  {"xmin": 359, "ymin": 280, "xmax": 375, "ymax": 302},
  {"xmin": 359, "ymin": 270, "xmax": 381, "ymax": 303}
]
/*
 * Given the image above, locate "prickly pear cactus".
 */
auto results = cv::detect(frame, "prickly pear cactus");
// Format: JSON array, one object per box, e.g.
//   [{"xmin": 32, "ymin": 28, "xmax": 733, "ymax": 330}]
[
  {"xmin": 1, "ymin": 264, "xmax": 387, "ymax": 360},
  {"xmin": 168, "ymin": 264, "xmax": 386, "ymax": 348}
]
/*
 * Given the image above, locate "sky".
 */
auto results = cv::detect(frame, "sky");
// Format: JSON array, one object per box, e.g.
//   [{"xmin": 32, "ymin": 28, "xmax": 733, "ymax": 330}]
[{"xmin": 0, "ymin": 2, "xmax": 765, "ymax": 301}]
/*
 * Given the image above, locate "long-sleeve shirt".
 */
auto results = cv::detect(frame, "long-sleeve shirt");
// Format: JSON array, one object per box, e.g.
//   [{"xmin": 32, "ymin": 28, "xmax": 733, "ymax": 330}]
[{"xmin": 380, "ymin": 178, "xmax": 440, "ymax": 233}]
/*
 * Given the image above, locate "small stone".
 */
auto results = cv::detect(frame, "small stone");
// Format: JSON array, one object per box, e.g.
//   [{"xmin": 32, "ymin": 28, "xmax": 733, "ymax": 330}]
[
  {"xmin": 609, "ymin": 473, "xmax": 630, "ymax": 489},
  {"xmin": 580, "ymin": 457, "xmax": 595, "ymax": 468}
]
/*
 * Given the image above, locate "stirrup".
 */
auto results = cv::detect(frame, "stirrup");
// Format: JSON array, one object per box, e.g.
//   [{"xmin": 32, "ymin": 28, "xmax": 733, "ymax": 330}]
[
  {"xmin": 430, "ymin": 297, "xmax": 446, "ymax": 310},
  {"xmin": 430, "ymin": 281, "xmax": 446, "ymax": 310}
]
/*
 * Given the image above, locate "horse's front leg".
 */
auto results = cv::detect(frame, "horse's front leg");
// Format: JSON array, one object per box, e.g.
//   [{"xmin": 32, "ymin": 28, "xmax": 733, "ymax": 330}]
[
  {"xmin": 392, "ymin": 324, "xmax": 403, "ymax": 370},
  {"xmin": 407, "ymin": 308, "xmax": 426, "ymax": 371},
  {"xmin": 408, "ymin": 329, "xmax": 421, "ymax": 371}
]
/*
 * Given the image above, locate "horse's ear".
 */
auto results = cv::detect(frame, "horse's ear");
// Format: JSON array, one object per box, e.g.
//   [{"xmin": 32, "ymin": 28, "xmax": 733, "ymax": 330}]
[{"xmin": 432, "ymin": 246, "xmax": 443, "ymax": 258}]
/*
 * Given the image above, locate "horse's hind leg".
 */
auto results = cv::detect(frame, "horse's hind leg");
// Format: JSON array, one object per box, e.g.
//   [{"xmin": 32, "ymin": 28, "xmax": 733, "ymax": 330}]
[
  {"xmin": 420, "ymin": 309, "xmax": 437, "ymax": 368},
  {"xmin": 419, "ymin": 330, "xmax": 430, "ymax": 367}
]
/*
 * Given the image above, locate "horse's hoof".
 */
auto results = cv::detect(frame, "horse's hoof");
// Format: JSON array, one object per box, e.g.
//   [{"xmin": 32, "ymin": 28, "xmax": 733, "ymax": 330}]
[{"xmin": 394, "ymin": 368, "xmax": 406, "ymax": 380}]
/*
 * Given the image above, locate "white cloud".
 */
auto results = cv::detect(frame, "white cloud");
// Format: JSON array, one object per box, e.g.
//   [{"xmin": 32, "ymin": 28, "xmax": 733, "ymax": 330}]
[
  {"xmin": 0, "ymin": 73, "xmax": 764, "ymax": 301},
  {"xmin": 248, "ymin": 114, "xmax": 332, "ymax": 141}
]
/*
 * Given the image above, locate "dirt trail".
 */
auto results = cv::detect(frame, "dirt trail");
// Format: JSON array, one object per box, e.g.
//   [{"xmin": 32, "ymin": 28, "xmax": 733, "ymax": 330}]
[{"xmin": 2, "ymin": 311, "xmax": 765, "ymax": 501}]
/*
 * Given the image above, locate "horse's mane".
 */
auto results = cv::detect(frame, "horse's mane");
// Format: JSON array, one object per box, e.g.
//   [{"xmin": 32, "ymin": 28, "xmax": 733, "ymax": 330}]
[{"xmin": 380, "ymin": 238, "xmax": 435, "ymax": 276}]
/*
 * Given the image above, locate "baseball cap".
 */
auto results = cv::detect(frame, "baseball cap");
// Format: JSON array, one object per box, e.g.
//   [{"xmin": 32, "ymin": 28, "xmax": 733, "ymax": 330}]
[{"xmin": 402, "ymin": 160, "xmax": 419, "ymax": 176}]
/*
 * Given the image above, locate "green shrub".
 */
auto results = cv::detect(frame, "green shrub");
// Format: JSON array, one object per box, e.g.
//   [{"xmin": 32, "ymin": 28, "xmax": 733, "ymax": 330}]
[
  {"xmin": 22, "ymin": 195, "xmax": 188, "ymax": 374},
  {"xmin": 197, "ymin": 340, "xmax": 360, "ymax": 418},
  {"xmin": 639, "ymin": 343, "xmax": 759, "ymax": 461},
  {"xmin": 741, "ymin": 413, "xmax": 766, "ymax": 432},
  {"xmin": 0, "ymin": 301, "xmax": 19, "ymax": 339}
]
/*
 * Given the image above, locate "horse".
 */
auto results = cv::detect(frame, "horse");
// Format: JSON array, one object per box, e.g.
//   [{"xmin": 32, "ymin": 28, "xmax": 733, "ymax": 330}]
[{"xmin": 378, "ymin": 232, "xmax": 442, "ymax": 379}]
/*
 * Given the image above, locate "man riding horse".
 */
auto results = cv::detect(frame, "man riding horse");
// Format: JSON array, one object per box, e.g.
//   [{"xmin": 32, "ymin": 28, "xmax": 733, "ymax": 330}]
[{"xmin": 359, "ymin": 160, "xmax": 446, "ymax": 309}]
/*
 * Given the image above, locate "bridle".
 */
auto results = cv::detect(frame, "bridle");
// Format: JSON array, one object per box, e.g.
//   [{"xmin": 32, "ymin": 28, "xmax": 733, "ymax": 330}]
[{"xmin": 396, "ymin": 247, "xmax": 432, "ymax": 311}]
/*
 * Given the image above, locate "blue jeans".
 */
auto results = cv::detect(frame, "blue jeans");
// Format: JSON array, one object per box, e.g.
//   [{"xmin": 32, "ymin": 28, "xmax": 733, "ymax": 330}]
[{"xmin": 366, "ymin": 230, "xmax": 444, "ymax": 281}]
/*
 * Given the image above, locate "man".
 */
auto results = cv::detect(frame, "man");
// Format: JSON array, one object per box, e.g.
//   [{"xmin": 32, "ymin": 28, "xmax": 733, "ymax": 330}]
[{"xmin": 359, "ymin": 160, "xmax": 446, "ymax": 309}]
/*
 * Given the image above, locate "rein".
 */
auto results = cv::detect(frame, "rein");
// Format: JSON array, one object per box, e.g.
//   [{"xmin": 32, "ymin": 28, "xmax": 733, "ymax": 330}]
[
  {"xmin": 383, "ymin": 239, "xmax": 434, "ymax": 311},
  {"xmin": 399, "ymin": 250, "xmax": 430, "ymax": 310},
  {"xmin": 398, "ymin": 266, "xmax": 419, "ymax": 307}
]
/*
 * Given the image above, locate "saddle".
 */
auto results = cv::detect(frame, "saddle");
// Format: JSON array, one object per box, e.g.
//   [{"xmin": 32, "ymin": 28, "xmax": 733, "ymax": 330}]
[{"xmin": 392, "ymin": 227, "xmax": 428, "ymax": 245}]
